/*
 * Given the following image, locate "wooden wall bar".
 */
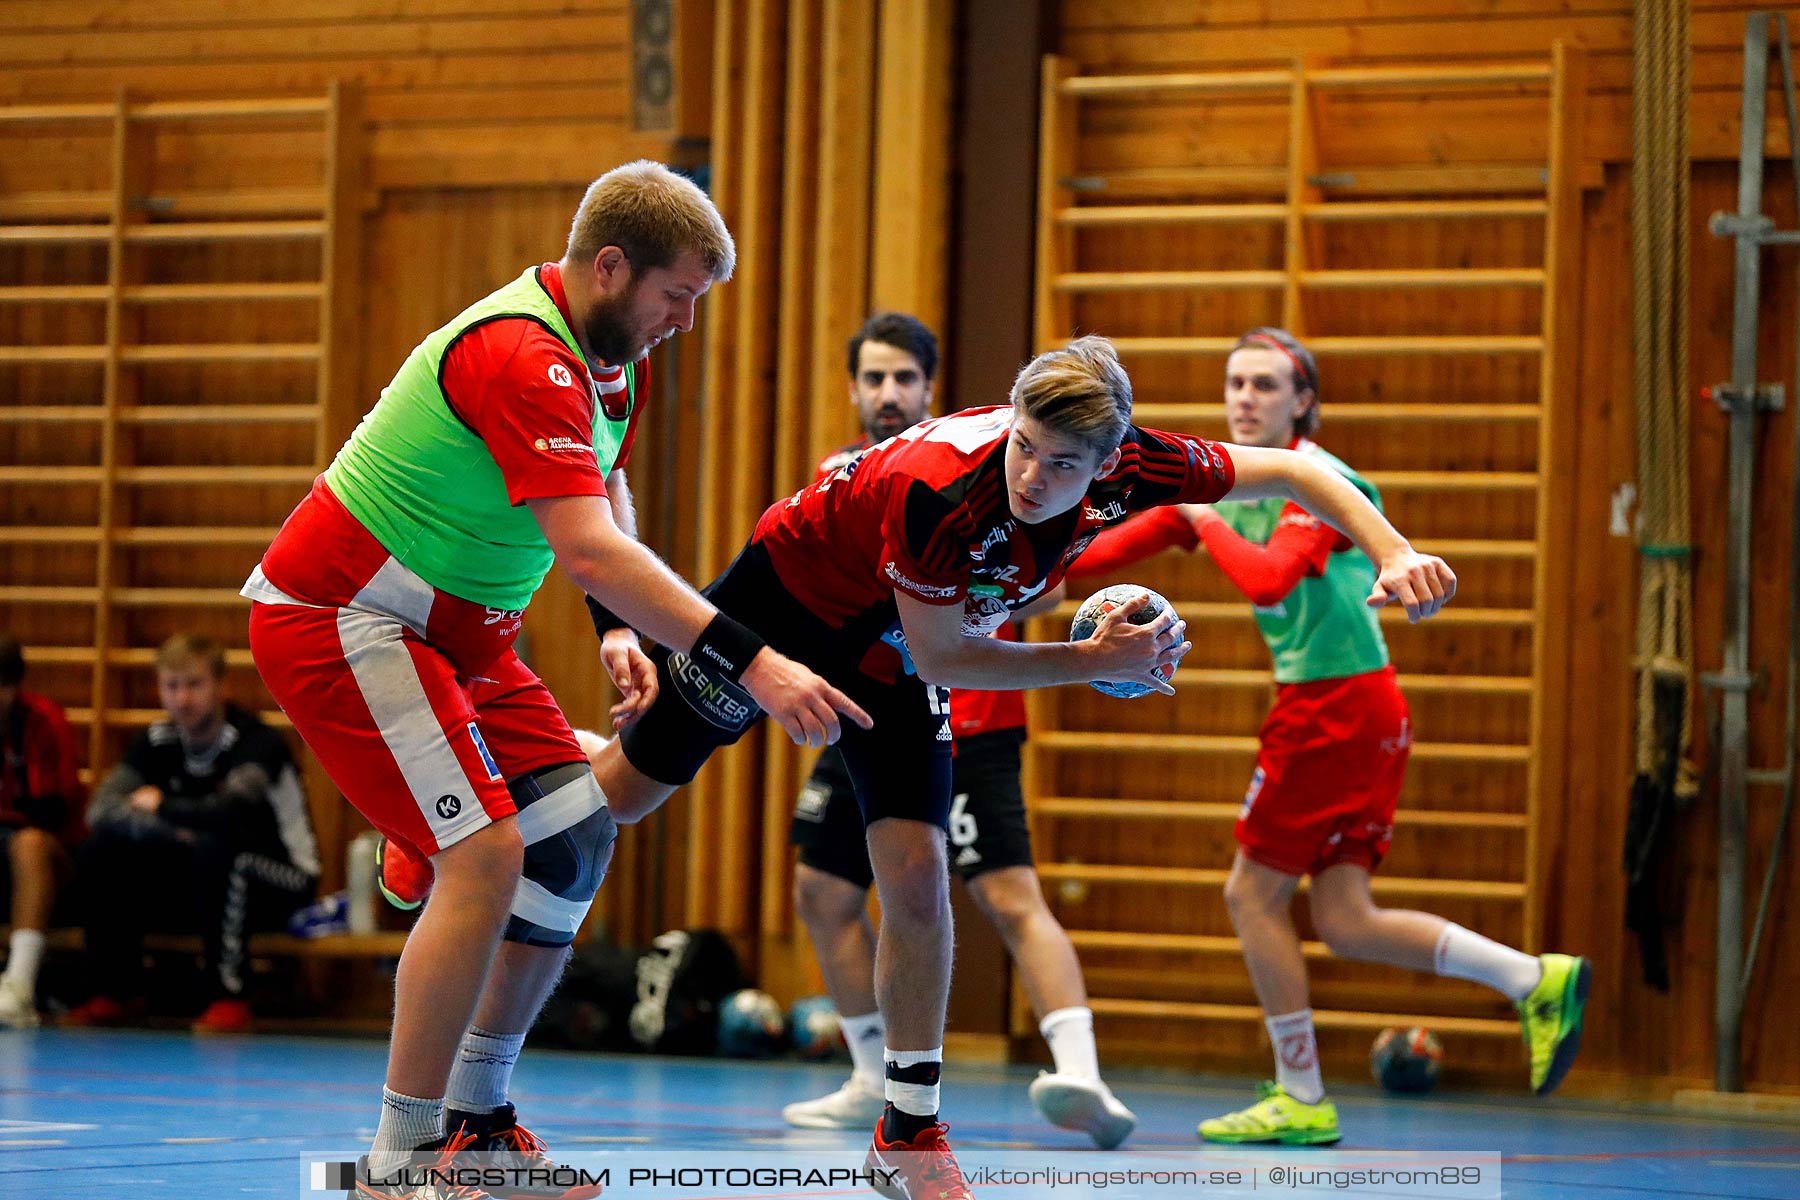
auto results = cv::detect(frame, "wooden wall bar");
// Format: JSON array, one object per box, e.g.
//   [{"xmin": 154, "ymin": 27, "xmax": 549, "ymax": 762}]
[
  {"xmin": 0, "ymin": 2, "xmax": 698, "ymax": 925},
  {"xmin": 683, "ymin": 0, "xmax": 960, "ymax": 987}
]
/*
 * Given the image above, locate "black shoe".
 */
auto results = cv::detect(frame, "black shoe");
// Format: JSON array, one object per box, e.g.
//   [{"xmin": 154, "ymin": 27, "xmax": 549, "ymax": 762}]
[{"xmin": 444, "ymin": 1103, "xmax": 603, "ymax": 1199}]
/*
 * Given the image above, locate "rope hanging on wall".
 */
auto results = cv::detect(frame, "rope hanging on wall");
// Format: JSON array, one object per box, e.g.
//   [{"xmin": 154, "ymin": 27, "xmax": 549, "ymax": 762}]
[{"xmin": 1623, "ymin": 0, "xmax": 1697, "ymax": 991}]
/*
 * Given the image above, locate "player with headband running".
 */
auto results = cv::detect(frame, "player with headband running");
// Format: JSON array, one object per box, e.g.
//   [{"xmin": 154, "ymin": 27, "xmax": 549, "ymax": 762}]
[{"xmin": 1069, "ymin": 326, "xmax": 1590, "ymax": 1146}]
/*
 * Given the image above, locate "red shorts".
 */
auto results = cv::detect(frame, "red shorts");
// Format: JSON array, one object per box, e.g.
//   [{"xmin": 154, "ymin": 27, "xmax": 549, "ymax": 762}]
[
  {"xmin": 245, "ymin": 479, "xmax": 583, "ymax": 858},
  {"xmin": 1234, "ymin": 665, "xmax": 1410, "ymax": 878}
]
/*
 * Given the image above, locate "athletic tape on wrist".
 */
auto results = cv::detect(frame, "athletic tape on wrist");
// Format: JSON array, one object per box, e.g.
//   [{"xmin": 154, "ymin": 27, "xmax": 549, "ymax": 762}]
[{"xmin": 692, "ymin": 613, "xmax": 764, "ymax": 683}]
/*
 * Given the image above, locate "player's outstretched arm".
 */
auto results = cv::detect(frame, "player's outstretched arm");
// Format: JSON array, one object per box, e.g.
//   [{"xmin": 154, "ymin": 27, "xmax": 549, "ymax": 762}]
[
  {"xmin": 896, "ymin": 591, "xmax": 1188, "ymax": 694},
  {"xmin": 529, "ymin": 494, "xmax": 872, "ymax": 747},
  {"xmin": 1219, "ymin": 445, "xmax": 1457, "ymax": 623}
]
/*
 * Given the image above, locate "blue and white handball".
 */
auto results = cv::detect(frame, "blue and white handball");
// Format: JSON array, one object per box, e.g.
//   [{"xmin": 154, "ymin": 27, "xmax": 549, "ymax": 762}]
[
  {"xmin": 1069, "ymin": 584, "xmax": 1183, "ymax": 698},
  {"xmin": 787, "ymin": 995, "xmax": 846, "ymax": 1059},
  {"xmin": 1371, "ymin": 1025, "xmax": 1443, "ymax": 1093},
  {"xmin": 716, "ymin": 989, "xmax": 787, "ymax": 1058}
]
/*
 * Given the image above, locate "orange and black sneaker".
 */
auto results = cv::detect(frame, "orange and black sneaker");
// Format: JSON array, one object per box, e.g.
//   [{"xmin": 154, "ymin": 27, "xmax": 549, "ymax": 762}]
[
  {"xmin": 445, "ymin": 1103, "xmax": 603, "ymax": 1200},
  {"xmin": 864, "ymin": 1118, "xmax": 974, "ymax": 1200},
  {"xmin": 351, "ymin": 1129, "xmax": 495, "ymax": 1199},
  {"xmin": 377, "ymin": 836, "xmax": 433, "ymax": 911}
]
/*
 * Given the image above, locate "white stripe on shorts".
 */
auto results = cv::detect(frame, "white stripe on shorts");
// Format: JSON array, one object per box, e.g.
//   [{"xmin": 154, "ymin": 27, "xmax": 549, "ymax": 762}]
[
  {"xmin": 349, "ymin": 555, "xmax": 437, "ymax": 636},
  {"xmin": 337, "ymin": 607, "xmax": 492, "ymax": 850}
]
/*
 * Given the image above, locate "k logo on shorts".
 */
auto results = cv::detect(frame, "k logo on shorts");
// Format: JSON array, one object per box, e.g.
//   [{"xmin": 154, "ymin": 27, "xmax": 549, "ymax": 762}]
[{"xmin": 435, "ymin": 794, "xmax": 462, "ymax": 819}]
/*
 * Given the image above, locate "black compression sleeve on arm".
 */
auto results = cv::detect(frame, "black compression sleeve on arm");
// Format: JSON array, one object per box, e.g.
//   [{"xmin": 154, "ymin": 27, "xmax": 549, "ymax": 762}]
[{"xmin": 586, "ymin": 594, "xmax": 630, "ymax": 639}]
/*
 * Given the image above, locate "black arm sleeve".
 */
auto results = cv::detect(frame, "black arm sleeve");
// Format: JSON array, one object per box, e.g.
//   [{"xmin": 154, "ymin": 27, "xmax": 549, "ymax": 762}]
[{"xmin": 587, "ymin": 594, "xmax": 630, "ymax": 639}]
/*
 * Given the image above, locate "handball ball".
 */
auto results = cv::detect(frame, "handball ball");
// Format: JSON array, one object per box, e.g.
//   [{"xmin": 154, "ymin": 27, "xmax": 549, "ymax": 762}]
[
  {"xmin": 716, "ymin": 989, "xmax": 786, "ymax": 1058},
  {"xmin": 787, "ymin": 995, "xmax": 845, "ymax": 1059},
  {"xmin": 1371, "ymin": 1026, "xmax": 1442, "ymax": 1093},
  {"xmin": 1069, "ymin": 584, "xmax": 1182, "ymax": 698}
]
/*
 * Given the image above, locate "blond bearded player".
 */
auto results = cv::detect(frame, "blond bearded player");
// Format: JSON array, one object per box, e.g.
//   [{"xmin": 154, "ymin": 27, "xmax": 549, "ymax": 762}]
[{"xmin": 244, "ymin": 161, "xmax": 868, "ymax": 1200}]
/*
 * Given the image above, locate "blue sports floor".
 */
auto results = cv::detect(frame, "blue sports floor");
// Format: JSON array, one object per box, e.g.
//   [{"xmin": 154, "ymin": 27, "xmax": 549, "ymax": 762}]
[{"xmin": 1, "ymin": 1029, "xmax": 1796, "ymax": 1199}]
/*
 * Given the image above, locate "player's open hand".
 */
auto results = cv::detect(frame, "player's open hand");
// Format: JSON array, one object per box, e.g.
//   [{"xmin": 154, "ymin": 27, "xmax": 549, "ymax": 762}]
[
  {"xmin": 600, "ymin": 628, "xmax": 659, "ymax": 730},
  {"xmin": 740, "ymin": 648, "xmax": 874, "ymax": 748},
  {"xmin": 1368, "ymin": 549, "xmax": 1457, "ymax": 622},
  {"xmin": 1087, "ymin": 592, "xmax": 1190, "ymax": 696}
]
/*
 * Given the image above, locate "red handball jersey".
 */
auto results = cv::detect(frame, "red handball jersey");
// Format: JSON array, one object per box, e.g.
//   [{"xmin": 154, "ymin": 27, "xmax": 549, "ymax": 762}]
[
  {"xmin": 436, "ymin": 261, "xmax": 649, "ymax": 503},
  {"xmin": 812, "ymin": 436, "xmax": 1026, "ymax": 735},
  {"xmin": 766, "ymin": 405, "xmax": 1236, "ymax": 674}
]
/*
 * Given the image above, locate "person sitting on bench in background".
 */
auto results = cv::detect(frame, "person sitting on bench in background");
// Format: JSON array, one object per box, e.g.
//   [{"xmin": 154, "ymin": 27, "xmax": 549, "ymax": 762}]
[{"xmin": 65, "ymin": 633, "xmax": 319, "ymax": 1034}]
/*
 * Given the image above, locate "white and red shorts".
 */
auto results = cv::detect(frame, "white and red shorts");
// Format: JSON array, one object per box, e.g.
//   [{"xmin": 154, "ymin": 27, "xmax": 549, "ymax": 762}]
[
  {"xmin": 1235, "ymin": 665, "xmax": 1410, "ymax": 878},
  {"xmin": 244, "ymin": 478, "xmax": 583, "ymax": 859}
]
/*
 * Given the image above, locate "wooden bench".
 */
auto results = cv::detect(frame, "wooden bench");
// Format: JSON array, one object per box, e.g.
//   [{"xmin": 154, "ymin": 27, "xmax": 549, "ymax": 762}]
[
  {"xmin": 24, "ymin": 927, "xmax": 409, "ymax": 958},
  {"xmin": 13, "ymin": 926, "xmax": 410, "ymax": 1027}
]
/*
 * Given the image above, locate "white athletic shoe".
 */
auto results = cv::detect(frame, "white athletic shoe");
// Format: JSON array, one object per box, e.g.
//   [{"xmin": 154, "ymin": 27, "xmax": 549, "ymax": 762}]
[
  {"xmin": 782, "ymin": 1074, "xmax": 886, "ymax": 1129},
  {"xmin": 0, "ymin": 975, "xmax": 40, "ymax": 1030},
  {"xmin": 1029, "ymin": 1072, "xmax": 1136, "ymax": 1149}
]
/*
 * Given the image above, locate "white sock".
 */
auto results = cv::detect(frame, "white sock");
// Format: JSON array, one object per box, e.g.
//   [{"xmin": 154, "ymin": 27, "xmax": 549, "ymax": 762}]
[
  {"xmin": 884, "ymin": 1046, "xmax": 943, "ymax": 1117},
  {"xmin": 445, "ymin": 1026, "xmax": 526, "ymax": 1115},
  {"xmin": 369, "ymin": 1088, "xmax": 444, "ymax": 1177},
  {"xmin": 1039, "ymin": 1005, "xmax": 1100, "ymax": 1079},
  {"xmin": 840, "ymin": 1009, "xmax": 887, "ymax": 1088},
  {"xmin": 1265, "ymin": 1009, "xmax": 1324, "ymax": 1105},
  {"xmin": 4, "ymin": 929, "xmax": 46, "ymax": 991},
  {"xmin": 1434, "ymin": 923, "xmax": 1542, "ymax": 1002}
]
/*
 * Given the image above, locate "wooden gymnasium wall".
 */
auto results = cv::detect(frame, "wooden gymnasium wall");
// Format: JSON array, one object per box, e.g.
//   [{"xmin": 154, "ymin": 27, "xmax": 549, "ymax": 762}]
[
  {"xmin": 0, "ymin": 1, "xmax": 704, "ymax": 934},
  {"xmin": 674, "ymin": 0, "xmax": 959, "ymax": 981},
  {"xmin": 1035, "ymin": 0, "xmax": 1800, "ymax": 1095}
]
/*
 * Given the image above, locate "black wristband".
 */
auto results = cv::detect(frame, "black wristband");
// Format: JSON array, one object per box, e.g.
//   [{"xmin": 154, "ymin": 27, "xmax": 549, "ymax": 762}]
[
  {"xmin": 692, "ymin": 613, "xmax": 765, "ymax": 683},
  {"xmin": 586, "ymin": 595, "xmax": 630, "ymax": 639}
]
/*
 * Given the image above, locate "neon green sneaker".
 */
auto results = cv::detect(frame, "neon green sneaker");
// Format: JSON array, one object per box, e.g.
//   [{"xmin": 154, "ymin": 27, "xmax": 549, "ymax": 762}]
[
  {"xmin": 1198, "ymin": 1082, "xmax": 1340, "ymax": 1145},
  {"xmin": 1518, "ymin": 952, "xmax": 1591, "ymax": 1096}
]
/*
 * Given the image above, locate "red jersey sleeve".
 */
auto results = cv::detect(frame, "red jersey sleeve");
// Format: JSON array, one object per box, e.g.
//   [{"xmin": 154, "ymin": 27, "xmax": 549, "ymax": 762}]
[
  {"xmin": 440, "ymin": 318, "xmax": 608, "ymax": 506},
  {"xmin": 1113, "ymin": 425, "xmax": 1237, "ymax": 509},
  {"xmin": 1066, "ymin": 507, "xmax": 1198, "ymax": 583},
  {"xmin": 1197, "ymin": 502, "xmax": 1345, "ymax": 607},
  {"xmin": 880, "ymin": 478, "xmax": 971, "ymax": 607}
]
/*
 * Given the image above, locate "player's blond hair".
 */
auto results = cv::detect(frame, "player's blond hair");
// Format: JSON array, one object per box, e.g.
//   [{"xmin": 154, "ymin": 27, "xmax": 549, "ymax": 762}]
[
  {"xmin": 566, "ymin": 160, "xmax": 736, "ymax": 281},
  {"xmin": 1008, "ymin": 335, "xmax": 1132, "ymax": 461}
]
